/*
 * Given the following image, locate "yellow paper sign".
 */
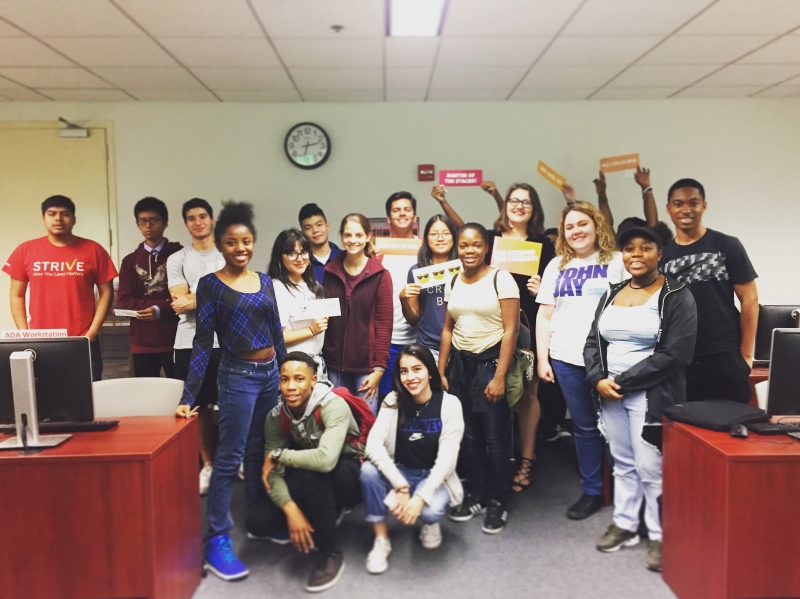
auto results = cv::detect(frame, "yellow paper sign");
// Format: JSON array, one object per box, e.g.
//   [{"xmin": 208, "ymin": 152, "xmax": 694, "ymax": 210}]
[
  {"xmin": 599, "ymin": 153, "xmax": 640, "ymax": 173},
  {"xmin": 537, "ymin": 160, "xmax": 566, "ymax": 189},
  {"xmin": 374, "ymin": 237, "xmax": 421, "ymax": 256},
  {"xmin": 490, "ymin": 238, "xmax": 542, "ymax": 277}
]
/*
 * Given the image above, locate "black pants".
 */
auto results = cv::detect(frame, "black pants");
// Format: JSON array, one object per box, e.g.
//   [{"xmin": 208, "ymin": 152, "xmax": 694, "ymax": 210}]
[
  {"xmin": 538, "ymin": 377, "xmax": 568, "ymax": 429},
  {"xmin": 174, "ymin": 348, "xmax": 222, "ymax": 406},
  {"xmin": 90, "ymin": 338, "xmax": 103, "ymax": 382},
  {"xmin": 132, "ymin": 351, "xmax": 176, "ymax": 378},
  {"xmin": 686, "ymin": 349, "xmax": 752, "ymax": 404},
  {"xmin": 246, "ymin": 457, "xmax": 362, "ymax": 553}
]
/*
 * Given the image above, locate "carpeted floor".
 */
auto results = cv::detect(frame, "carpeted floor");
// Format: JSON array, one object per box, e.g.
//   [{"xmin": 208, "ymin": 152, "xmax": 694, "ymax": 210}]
[{"xmin": 193, "ymin": 437, "xmax": 677, "ymax": 599}]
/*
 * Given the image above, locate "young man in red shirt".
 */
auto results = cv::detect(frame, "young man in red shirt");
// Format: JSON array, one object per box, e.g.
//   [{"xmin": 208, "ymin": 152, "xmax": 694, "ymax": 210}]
[{"xmin": 3, "ymin": 195, "xmax": 118, "ymax": 381}]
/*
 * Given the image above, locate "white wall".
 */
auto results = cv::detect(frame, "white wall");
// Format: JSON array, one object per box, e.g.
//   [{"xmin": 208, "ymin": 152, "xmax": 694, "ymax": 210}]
[{"xmin": 0, "ymin": 99, "xmax": 797, "ymax": 303}]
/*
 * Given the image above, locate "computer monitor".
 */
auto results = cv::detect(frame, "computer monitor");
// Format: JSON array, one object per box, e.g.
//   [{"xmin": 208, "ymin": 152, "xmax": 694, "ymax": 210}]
[
  {"xmin": 754, "ymin": 304, "xmax": 800, "ymax": 366},
  {"xmin": 0, "ymin": 337, "xmax": 94, "ymax": 424},
  {"xmin": 766, "ymin": 328, "xmax": 800, "ymax": 417}
]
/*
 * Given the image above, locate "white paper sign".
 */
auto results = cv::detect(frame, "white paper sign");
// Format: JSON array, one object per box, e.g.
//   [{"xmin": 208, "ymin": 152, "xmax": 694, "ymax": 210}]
[
  {"xmin": 409, "ymin": 259, "xmax": 462, "ymax": 289},
  {"xmin": 2, "ymin": 329, "xmax": 68, "ymax": 339},
  {"xmin": 291, "ymin": 298, "xmax": 341, "ymax": 320},
  {"xmin": 113, "ymin": 309, "xmax": 139, "ymax": 318}
]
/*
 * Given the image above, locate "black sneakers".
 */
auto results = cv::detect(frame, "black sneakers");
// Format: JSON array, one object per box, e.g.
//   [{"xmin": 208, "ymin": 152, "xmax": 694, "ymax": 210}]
[
  {"xmin": 481, "ymin": 499, "xmax": 508, "ymax": 534},
  {"xmin": 449, "ymin": 494, "xmax": 486, "ymax": 522},
  {"xmin": 567, "ymin": 493, "xmax": 602, "ymax": 520},
  {"xmin": 305, "ymin": 551, "xmax": 345, "ymax": 593}
]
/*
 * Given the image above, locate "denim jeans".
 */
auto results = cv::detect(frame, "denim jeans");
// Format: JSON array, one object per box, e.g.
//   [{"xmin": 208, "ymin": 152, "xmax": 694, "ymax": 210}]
[
  {"xmin": 551, "ymin": 359, "xmax": 603, "ymax": 497},
  {"xmin": 360, "ymin": 460, "xmax": 451, "ymax": 524},
  {"xmin": 206, "ymin": 353, "xmax": 279, "ymax": 540},
  {"xmin": 327, "ymin": 369, "xmax": 376, "ymax": 414},
  {"xmin": 378, "ymin": 343, "xmax": 403, "ymax": 396}
]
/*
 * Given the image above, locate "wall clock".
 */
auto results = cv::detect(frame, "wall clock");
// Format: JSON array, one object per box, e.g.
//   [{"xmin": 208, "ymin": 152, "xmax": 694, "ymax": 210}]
[{"xmin": 284, "ymin": 122, "xmax": 331, "ymax": 170}]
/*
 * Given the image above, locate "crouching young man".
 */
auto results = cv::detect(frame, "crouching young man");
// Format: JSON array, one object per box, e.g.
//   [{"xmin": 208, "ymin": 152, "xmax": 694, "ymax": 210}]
[{"xmin": 258, "ymin": 351, "xmax": 363, "ymax": 593}]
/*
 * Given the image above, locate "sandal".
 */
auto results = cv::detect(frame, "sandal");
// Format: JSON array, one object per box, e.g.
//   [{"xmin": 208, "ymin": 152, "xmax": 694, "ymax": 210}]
[{"xmin": 511, "ymin": 457, "xmax": 534, "ymax": 492}]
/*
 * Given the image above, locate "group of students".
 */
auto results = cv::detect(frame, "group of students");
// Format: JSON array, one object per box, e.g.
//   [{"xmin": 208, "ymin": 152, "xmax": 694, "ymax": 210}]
[{"xmin": 3, "ymin": 167, "xmax": 758, "ymax": 593}]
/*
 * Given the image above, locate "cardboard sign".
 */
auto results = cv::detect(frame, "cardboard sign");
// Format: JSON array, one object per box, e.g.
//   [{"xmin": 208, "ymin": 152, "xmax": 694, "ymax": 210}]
[
  {"xmin": 490, "ymin": 238, "xmax": 543, "ymax": 277},
  {"xmin": 537, "ymin": 161, "xmax": 566, "ymax": 189},
  {"xmin": 2, "ymin": 329, "xmax": 67, "ymax": 339},
  {"xmin": 374, "ymin": 237, "xmax": 421, "ymax": 256},
  {"xmin": 438, "ymin": 169, "xmax": 483, "ymax": 186},
  {"xmin": 600, "ymin": 153, "xmax": 640, "ymax": 173},
  {"xmin": 291, "ymin": 298, "xmax": 341, "ymax": 320},
  {"xmin": 113, "ymin": 309, "xmax": 138, "ymax": 318},
  {"xmin": 410, "ymin": 259, "xmax": 462, "ymax": 289}
]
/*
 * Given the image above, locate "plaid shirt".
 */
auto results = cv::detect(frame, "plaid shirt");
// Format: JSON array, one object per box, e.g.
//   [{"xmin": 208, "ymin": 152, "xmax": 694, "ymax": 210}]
[{"xmin": 180, "ymin": 272, "xmax": 286, "ymax": 406}]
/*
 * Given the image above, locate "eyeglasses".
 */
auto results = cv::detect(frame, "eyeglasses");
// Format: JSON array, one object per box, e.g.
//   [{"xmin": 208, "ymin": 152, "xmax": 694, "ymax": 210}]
[
  {"xmin": 137, "ymin": 217, "xmax": 163, "ymax": 226},
  {"xmin": 508, "ymin": 199, "xmax": 532, "ymax": 208},
  {"xmin": 427, "ymin": 231, "xmax": 453, "ymax": 239},
  {"xmin": 283, "ymin": 250, "xmax": 310, "ymax": 260}
]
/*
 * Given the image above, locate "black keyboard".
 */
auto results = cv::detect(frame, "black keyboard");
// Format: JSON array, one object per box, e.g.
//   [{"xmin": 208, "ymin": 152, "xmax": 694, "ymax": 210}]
[
  {"xmin": 0, "ymin": 420, "xmax": 119, "ymax": 434},
  {"xmin": 747, "ymin": 422, "xmax": 800, "ymax": 435}
]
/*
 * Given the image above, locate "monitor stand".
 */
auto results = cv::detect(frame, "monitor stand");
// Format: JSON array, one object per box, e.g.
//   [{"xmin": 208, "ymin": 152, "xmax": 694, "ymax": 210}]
[{"xmin": 0, "ymin": 350, "xmax": 70, "ymax": 450}]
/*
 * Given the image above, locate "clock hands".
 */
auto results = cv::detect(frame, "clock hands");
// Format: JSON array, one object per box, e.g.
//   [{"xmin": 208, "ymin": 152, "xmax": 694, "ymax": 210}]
[{"xmin": 301, "ymin": 141, "xmax": 320, "ymax": 155}]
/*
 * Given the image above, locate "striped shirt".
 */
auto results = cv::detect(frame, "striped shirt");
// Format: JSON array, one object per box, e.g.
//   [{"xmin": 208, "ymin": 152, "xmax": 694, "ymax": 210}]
[{"xmin": 180, "ymin": 272, "xmax": 286, "ymax": 406}]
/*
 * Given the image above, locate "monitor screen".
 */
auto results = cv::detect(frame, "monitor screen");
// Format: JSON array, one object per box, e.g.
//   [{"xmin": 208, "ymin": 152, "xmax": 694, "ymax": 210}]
[
  {"xmin": 0, "ymin": 337, "xmax": 94, "ymax": 424},
  {"xmin": 767, "ymin": 328, "xmax": 800, "ymax": 417}
]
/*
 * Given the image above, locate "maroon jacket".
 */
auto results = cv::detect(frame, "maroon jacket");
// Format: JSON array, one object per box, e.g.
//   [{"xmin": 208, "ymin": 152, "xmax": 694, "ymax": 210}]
[
  {"xmin": 322, "ymin": 254, "xmax": 393, "ymax": 374},
  {"xmin": 117, "ymin": 240, "xmax": 182, "ymax": 353}
]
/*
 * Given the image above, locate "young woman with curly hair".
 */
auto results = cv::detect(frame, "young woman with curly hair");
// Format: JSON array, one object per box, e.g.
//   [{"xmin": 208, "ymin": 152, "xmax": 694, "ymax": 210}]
[{"xmin": 535, "ymin": 202, "xmax": 627, "ymax": 521}]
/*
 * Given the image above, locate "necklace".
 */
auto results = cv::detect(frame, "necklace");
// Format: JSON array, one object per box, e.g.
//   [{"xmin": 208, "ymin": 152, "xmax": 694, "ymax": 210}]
[
  {"xmin": 414, "ymin": 400, "xmax": 430, "ymax": 417},
  {"xmin": 629, "ymin": 273, "xmax": 661, "ymax": 290}
]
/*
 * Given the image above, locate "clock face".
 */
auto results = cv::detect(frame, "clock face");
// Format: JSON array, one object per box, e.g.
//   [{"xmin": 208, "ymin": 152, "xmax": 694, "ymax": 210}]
[{"xmin": 284, "ymin": 122, "xmax": 331, "ymax": 170}]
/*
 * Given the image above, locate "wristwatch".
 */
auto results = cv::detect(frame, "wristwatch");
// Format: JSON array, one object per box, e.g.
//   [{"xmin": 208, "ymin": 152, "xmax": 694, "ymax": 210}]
[{"xmin": 271, "ymin": 448, "xmax": 283, "ymax": 463}]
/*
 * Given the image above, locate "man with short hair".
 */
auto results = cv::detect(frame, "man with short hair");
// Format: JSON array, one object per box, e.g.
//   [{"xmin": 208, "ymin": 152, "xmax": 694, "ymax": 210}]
[
  {"xmin": 254, "ymin": 351, "xmax": 362, "ymax": 593},
  {"xmin": 378, "ymin": 191, "xmax": 420, "ymax": 396},
  {"xmin": 168, "ymin": 198, "xmax": 225, "ymax": 495},
  {"xmin": 117, "ymin": 197, "xmax": 182, "ymax": 378},
  {"xmin": 660, "ymin": 178, "xmax": 758, "ymax": 403},
  {"xmin": 3, "ymin": 195, "xmax": 117, "ymax": 381},
  {"xmin": 299, "ymin": 203, "xmax": 340, "ymax": 282}
]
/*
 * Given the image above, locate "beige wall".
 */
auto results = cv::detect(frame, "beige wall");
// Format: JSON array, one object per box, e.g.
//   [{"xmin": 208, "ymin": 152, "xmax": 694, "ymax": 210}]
[{"xmin": 0, "ymin": 99, "xmax": 797, "ymax": 304}]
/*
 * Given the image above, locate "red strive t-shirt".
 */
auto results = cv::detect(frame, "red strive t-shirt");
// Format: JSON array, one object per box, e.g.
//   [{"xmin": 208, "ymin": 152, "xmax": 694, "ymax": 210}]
[{"xmin": 3, "ymin": 236, "xmax": 118, "ymax": 336}]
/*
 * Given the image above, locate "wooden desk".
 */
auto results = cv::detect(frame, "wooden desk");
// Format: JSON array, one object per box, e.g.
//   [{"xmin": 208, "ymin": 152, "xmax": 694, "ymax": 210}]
[
  {"xmin": 662, "ymin": 419, "xmax": 800, "ymax": 599},
  {"xmin": 0, "ymin": 417, "xmax": 201, "ymax": 599}
]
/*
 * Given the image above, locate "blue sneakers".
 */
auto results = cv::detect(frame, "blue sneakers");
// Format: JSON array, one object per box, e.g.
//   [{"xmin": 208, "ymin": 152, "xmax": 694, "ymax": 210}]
[{"xmin": 204, "ymin": 534, "xmax": 249, "ymax": 581}]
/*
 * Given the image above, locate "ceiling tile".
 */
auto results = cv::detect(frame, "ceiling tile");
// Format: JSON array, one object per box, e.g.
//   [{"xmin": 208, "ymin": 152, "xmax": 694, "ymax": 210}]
[
  {"xmin": 682, "ymin": 0, "xmax": 800, "ymax": 35},
  {"xmin": 755, "ymin": 86, "xmax": 800, "ymax": 97},
  {"xmin": 250, "ymin": 0, "xmax": 384, "ymax": 37},
  {"xmin": 0, "ymin": 0, "xmax": 143, "ymax": 36},
  {"xmin": 385, "ymin": 38, "xmax": 439, "ymax": 67},
  {"xmin": 0, "ymin": 76, "xmax": 24, "ymax": 90},
  {"xmin": 291, "ymin": 67, "xmax": 381, "ymax": 90},
  {"xmin": 444, "ymin": 0, "xmax": 584, "ymax": 36},
  {"xmin": 518, "ymin": 65, "xmax": 621, "ymax": 89},
  {"xmin": 272, "ymin": 38, "xmax": 383, "ymax": 68},
  {"xmin": 0, "ymin": 67, "xmax": 113, "ymax": 88},
  {"xmin": 437, "ymin": 37, "xmax": 550, "ymax": 67},
  {"xmin": 639, "ymin": 35, "xmax": 775, "ymax": 65},
  {"xmin": 0, "ymin": 95, "xmax": 8, "ymax": 101},
  {"xmin": 0, "ymin": 21, "xmax": 25, "ymax": 36},
  {"xmin": 45, "ymin": 89, "xmax": 132, "ymax": 101},
  {"xmin": 607, "ymin": 64, "xmax": 720, "ymax": 87},
  {"xmin": 696, "ymin": 64, "xmax": 800, "ymax": 86},
  {"xmin": 303, "ymin": 89, "xmax": 383, "ymax": 101},
  {"xmin": 510, "ymin": 87, "xmax": 595, "ymax": 100},
  {"xmin": 540, "ymin": 36, "xmax": 661, "ymax": 66},
  {"xmin": 159, "ymin": 38, "xmax": 281, "ymax": 68},
  {"xmin": 132, "ymin": 89, "xmax": 219, "ymax": 101},
  {"xmin": 591, "ymin": 87, "xmax": 680, "ymax": 100},
  {"xmin": 0, "ymin": 38, "xmax": 72, "ymax": 67},
  {"xmin": 675, "ymin": 86, "xmax": 765, "ymax": 98},
  {"xmin": 429, "ymin": 66, "xmax": 526, "ymax": 90},
  {"xmin": 192, "ymin": 67, "xmax": 296, "ymax": 90},
  {"xmin": 428, "ymin": 89, "xmax": 509, "ymax": 101},
  {"xmin": 0, "ymin": 88, "xmax": 51, "ymax": 100},
  {"xmin": 564, "ymin": 0, "xmax": 711, "ymax": 35},
  {"xmin": 93, "ymin": 67, "xmax": 204, "ymax": 90},
  {"xmin": 739, "ymin": 35, "xmax": 800, "ymax": 64},
  {"xmin": 113, "ymin": 0, "xmax": 263, "ymax": 38},
  {"xmin": 386, "ymin": 67, "xmax": 431, "ymax": 90},
  {"xmin": 43, "ymin": 37, "xmax": 176, "ymax": 68},
  {"xmin": 216, "ymin": 90, "xmax": 301, "ymax": 102},
  {"xmin": 386, "ymin": 89, "xmax": 426, "ymax": 101}
]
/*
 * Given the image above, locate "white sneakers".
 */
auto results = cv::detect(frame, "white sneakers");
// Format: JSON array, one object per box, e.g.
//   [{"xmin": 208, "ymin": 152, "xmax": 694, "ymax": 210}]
[
  {"xmin": 366, "ymin": 536, "xmax": 391, "ymax": 574},
  {"xmin": 199, "ymin": 463, "xmax": 213, "ymax": 496},
  {"xmin": 419, "ymin": 523, "xmax": 442, "ymax": 549}
]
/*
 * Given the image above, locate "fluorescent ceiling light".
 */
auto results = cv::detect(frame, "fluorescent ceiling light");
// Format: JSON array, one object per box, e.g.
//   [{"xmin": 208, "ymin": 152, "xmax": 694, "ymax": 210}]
[{"xmin": 389, "ymin": 0, "xmax": 447, "ymax": 37}]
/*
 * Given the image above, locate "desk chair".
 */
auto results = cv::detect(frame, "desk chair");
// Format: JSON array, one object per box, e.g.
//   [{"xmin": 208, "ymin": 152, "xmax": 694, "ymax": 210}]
[
  {"xmin": 754, "ymin": 380, "xmax": 769, "ymax": 411},
  {"xmin": 93, "ymin": 377, "xmax": 184, "ymax": 417}
]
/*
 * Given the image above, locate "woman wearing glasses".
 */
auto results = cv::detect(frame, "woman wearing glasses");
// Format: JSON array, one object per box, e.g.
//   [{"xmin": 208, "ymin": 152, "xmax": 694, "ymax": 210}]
[{"xmin": 267, "ymin": 229, "xmax": 328, "ymax": 376}]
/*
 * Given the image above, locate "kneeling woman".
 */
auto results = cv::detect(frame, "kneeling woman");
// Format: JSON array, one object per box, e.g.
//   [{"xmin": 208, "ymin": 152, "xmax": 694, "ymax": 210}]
[
  {"xmin": 360, "ymin": 345, "xmax": 465, "ymax": 574},
  {"xmin": 584, "ymin": 226, "xmax": 697, "ymax": 573}
]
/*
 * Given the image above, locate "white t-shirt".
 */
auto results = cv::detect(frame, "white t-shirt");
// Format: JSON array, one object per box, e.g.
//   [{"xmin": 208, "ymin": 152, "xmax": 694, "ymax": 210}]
[
  {"xmin": 273, "ymin": 279, "xmax": 325, "ymax": 357},
  {"xmin": 536, "ymin": 251, "xmax": 627, "ymax": 366},
  {"xmin": 445, "ymin": 268, "xmax": 519, "ymax": 354},
  {"xmin": 381, "ymin": 252, "xmax": 419, "ymax": 346},
  {"xmin": 167, "ymin": 246, "xmax": 226, "ymax": 350}
]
